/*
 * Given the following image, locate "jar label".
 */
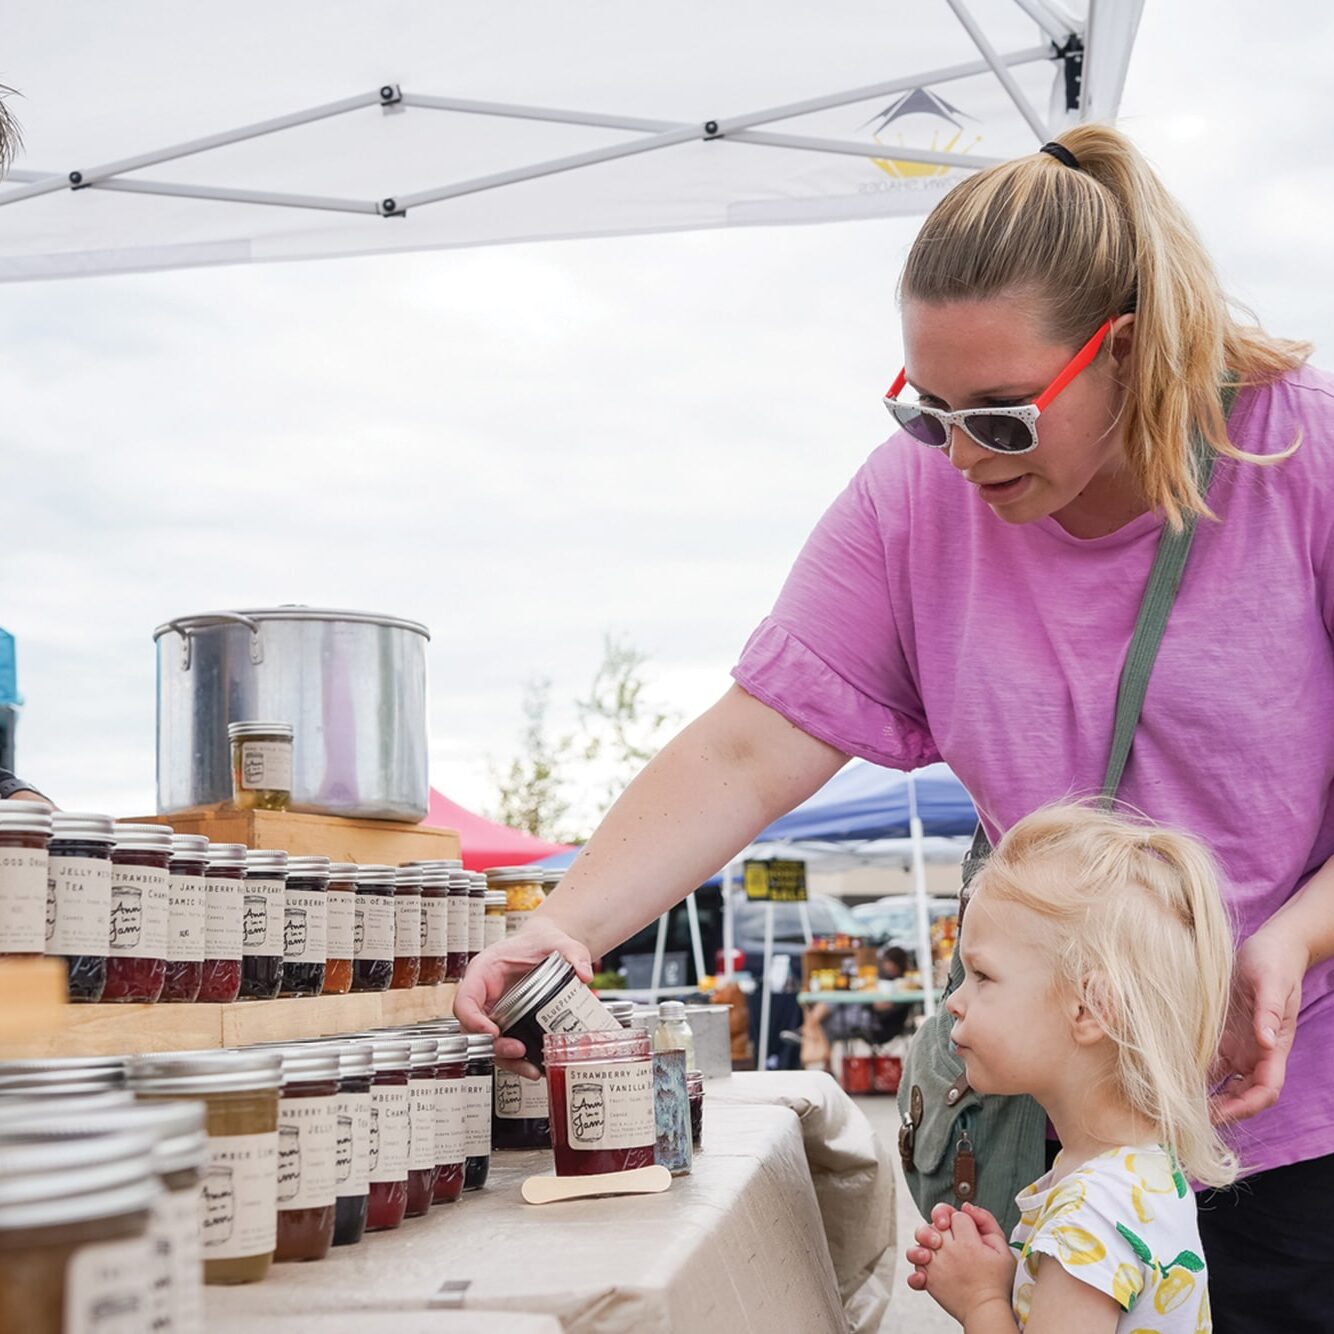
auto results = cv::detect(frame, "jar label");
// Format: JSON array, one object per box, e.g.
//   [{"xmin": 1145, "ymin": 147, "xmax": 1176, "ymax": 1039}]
[
  {"xmin": 562, "ymin": 1059, "xmax": 655, "ymax": 1152},
  {"xmin": 421, "ymin": 896, "xmax": 449, "ymax": 956},
  {"xmin": 64, "ymin": 1234, "xmax": 153, "ymax": 1334},
  {"xmin": 446, "ymin": 893, "xmax": 468, "ymax": 950},
  {"xmin": 394, "ymin": 895, "xmax": 422, "ymax": 960},
  {"xmin": 0, "ymin": 847, "xmax": 48, "ymax": 953},
  {"xmin": 495, "ymin": 1069, "xmax": 550, "ymax": 1120},
  {"xmin": 505, "ymin": 908, "xmax": 536, "ymax": 938},
  {"xmin": 355, "ymin": 895, "xmax": 394, "ymax": 963},
  {"xmin": 205, "ymin": 877, "xmax": 244, "ymax": 958},
  {"xmin": 325, "ymin": 890, "xmax": 356, "ymax": 959},
  {"xmin": 241, "ymin": 876, "xmax": 285, "ymax": 958},
  {"xmin": 238, "ymin": 739, "xmax": 293, "ymax": 792},
  {"xmin": 202, "ymin": 1130, "xmax": 278, "ymax": 1261},
  {"xmin": 535, "ymin": 976, "xmax": 622, "ymax": 1037},
  {"xmin": 47, "ymin": 856, "xmax": 112, "ymax": 956},
  {"xmin": 284, "ymin": 888, "xmax": 327, "ymax": 963},
  {"xmin": 433, "ymin": 1076, "xmax": 467, "ymax": 1164},
  {"xmin": 463, "ymin": 1073, "xmax": 493, "ymax": 1155},
  {"xmin": 368, "ymin": 1084, "xmax": 410, "ymax": 1182},
  {"xmin": 278, "ymin": 1093, "xmax": 338, "ymax": 1209},
  {"xmin": 168, "ymin": 871, "xmax": 208, "ymax": 962},
  {"xmin": 408, "ymin": 1080, "xmax": 437, "ymax": 1170},
  {"xmin": 151, "ymin": 1180, "xmax": 204, "ymax": 1334},
  {"xmin": 483, "ymin": 913, "xmax": 505, "ymax": 949},
  {"xmin": 468, "ymin": 897, "xmax": 485, "ymax": 953},
  {"xmin": 334, "ymin": 1089, "xmax": 371, "ymax": 1196},
  {"xmin": 109, "ymin": 864, "xmax": 170, "ymax": 959}
]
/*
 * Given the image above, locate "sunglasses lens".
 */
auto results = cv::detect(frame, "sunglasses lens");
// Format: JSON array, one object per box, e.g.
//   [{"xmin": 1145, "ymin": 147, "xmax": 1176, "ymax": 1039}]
[
  {"xmin": 965, "ymin": 413, "xmax": 1034, "ymax": 453},
  {"xmin": 891, "ymin": 405, "xmax": 947, "ymax": 448}
]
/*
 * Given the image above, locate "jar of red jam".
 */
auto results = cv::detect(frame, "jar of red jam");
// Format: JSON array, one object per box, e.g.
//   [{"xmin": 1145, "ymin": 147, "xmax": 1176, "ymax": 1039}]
[
  {"xmin": 466, "ymin": 872, "xmax": 486, "ymax": 965},
  {"xmin": 45, "ymin": 813, "xmax": 113, "ymax": 1003},
  {"xmin": 323, "ymin": 1042, "xmax": 372, "ymax": 1247},
  {"xmin": 351, "ymin": 866, "xmax": 394, "ymax": 994},
  {"xmin": 390, "ymin": 867, "xmax": 422, "ymax": 991},
  {"xmin": 104, "ymin": 824, "xmax": 173, "ymax": 1003},
  {"xmin": 322, "ymin": 864, "xmax": 357, "ymax": 996},
  {"xmin": 163, "ymin": 834, "xmax": 208, "ymax": 1003},
  {"xmin": 280, "ymin": 857, "xmax": 328, "ymax": 998},
  {"xmin": 463, "ymin": 1035, "xmax": 493, "ymax": 1191},
  {"xmin": 489, "ymin": 950, "xmax": 621, "ymax": 1071},
  {"xmin": 364, "ymin": 1039, "xmax": 410, "ymax": 1232},
  {"xmin": 271, "ymin": 1048, "xmax": 339, "ymax": 1263},
  {"xmin": 402, "ymin": 1037, "xmax": 439, "ymax": 1216},
  {"xmin": 199, "ymin": 844, "xmax": 245, "ymax": 1003},
  {"xmin": 240, "ymin": 849, "xmax": 287, "ymax": 1001},
  {"xmin": 429, "ymin": 1034, "xmax": 467, "ymax": 1205},
  {"xmin": 417, "ymin": 866, "xmax": 449, "ymax": 986},
  {"xmin": 444, "ymin": 867, "xmax": 469, "ymax": 982},
  {"xmin": 0, "ymin": 804, "xmax": 51, "ymax": 961},
  {"xmin": 544, "ymin": 1029, "xmax": 656, "ymax": 1177}
]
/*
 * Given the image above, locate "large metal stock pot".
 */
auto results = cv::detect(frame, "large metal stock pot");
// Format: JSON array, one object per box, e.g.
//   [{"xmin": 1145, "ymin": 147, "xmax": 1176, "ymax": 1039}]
[{"xmin": 154, "ymin": 607, "xmax": 430, "ymax": 821}]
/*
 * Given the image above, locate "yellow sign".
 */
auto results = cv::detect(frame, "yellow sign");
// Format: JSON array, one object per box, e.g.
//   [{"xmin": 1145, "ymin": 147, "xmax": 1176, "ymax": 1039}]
[{"xmin": 743, "ymin": 859, "xmax": 807, "ymax": 903}]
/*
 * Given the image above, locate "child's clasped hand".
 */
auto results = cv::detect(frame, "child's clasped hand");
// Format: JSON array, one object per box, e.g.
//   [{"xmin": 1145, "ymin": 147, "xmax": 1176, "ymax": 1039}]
[{"xmin": 906, "ymin": 1200, "xmax": 1017, "ymax": 1324}]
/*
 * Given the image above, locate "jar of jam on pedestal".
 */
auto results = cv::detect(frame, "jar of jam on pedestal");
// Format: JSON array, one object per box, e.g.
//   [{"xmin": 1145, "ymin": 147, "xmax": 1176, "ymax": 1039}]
[
  {"xmin": 45, "ymin": 813, "xmax": 113, "ymax": 1003},
  {"xmin": 390, "ymin": 867, "xmax": 422, "ymax": 991},
  {"xmin": 462, "ymin": 1035, "xmax": 494, "ymax": 1190},
  {"xmin": 200, "ymin": 844, "xmax": 245, "ymax": 1004},
  {"xmin": 0, "ymin": 1128, "xmax": 159, "ymax": 1334},
  {"xmin": 467, "ymin": 872, "xmax": 486, "ymax": 966},
  {"xmin": 402, "ymin": 1037, "xmax": 439, "ymax": 1215},
  {"xmin": 322, "ymin": 864, "xmax": 357, "ymax": 996},
  {"xmin": 227, "ymin": 721, "xmax": 293, "ymax": 813},
  {"xmin": 351, "ymin": 866, "xmax": 395, "ymax": 994},
  {"xmin": 544, "ymin": 1029, "xmax": 656, "ymax": 1177},
  {"xmin": 417, "ymin": 865, "xmax": 450, "ymax": 986},
  {"xmin": 129, "ymin": 1049, "xmax": 282, "ymax": 1286},
  {"xmin": 280, "ymin": 857, "xmax": 328, "ymax": 998},
  {"xmin": 485, "ymin": 865, "xmax": 546, "ymax": 939},
  {"xmin": 163, "ymin": 834, "xmax": 208, "ymax": 1003},
  {"xmin": 444, "ymin": 867, "xmax": 470, "ymax": 982},
  {"xmin": 364, "ymin": 1039, "xmax": 411, "ymax": 1232},
  {"xmin": 240, "ymin": 849, "xmax": 288, "ymax": 1001},
  {"xmin": 105, "ymin": 823, "xmax": 173, "ymax": 1003},
  {"xmin": 429, "ymin": 1034, "xmax": 467, "ymax": 1205},
  {"xmin": 270, "ymin": 1048, "xmax": 338, "ymax": 1262},
  {"xmin": 0, "ymin": 803, "xmax": 51, "ymax": 963}
]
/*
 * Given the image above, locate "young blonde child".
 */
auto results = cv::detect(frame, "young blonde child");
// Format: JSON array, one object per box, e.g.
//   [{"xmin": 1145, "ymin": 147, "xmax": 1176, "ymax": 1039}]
[{"xmin": 905, "ymin": 804, "xmax": 1236, "ymax": 1333}]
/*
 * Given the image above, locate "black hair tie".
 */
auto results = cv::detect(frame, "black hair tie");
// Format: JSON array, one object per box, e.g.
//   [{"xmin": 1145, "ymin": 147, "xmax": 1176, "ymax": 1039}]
[{"xmin": 1039, "ymin": 141, "xmax": 1080, "ymax": 170}]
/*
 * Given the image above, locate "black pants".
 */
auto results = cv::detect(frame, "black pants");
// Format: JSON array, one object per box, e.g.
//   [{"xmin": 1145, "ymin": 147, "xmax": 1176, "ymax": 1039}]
[{"xmin": 1197, "ymin": 1153, "xmax": 1334, "ymax": 1334}]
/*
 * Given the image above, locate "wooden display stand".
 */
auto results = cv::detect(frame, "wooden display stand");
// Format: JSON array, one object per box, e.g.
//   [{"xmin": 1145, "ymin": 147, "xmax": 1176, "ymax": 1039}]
[{"xmin": 801, "ymin": 945, "xmax": 878, "ymax": 990}]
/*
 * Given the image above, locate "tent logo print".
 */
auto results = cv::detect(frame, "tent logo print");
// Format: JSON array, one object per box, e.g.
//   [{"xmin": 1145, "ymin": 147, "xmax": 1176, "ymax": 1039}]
[{"xmin": 862, "ymin": 88, "xmax": 982, "ymax": 179}]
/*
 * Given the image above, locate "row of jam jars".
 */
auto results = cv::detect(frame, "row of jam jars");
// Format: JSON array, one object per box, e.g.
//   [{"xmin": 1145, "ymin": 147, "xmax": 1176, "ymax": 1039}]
[
  {"xmin": 352, "ymin": 865, "xmax": 395, "ymax": 993},
  {"xmin": 281, "ymin": 856, "xmax": 328, "ymax": 998},
  {"xmin": 47, "ymin": 812, "xmax": 114, "ymax": 1002},
  {"xmin": 163, "ymin": 834, "xmax": 208, "ymax": 1002},
  {"xmin": 200, "ymin": 843, "xmax": 246, "ymax": 1003},
  {"xmin": 417, "ymin": 864, "xmax": 450, "ymax": 985},
  {"xmin": 240, "ymin": 849, "xmax": 287, "ymax": 1001},
  {"xmin": 322, "ymin": 863, "xmax": 357, "ymax": 996},
  {"xmin": 391, "ymin": 866, "xmax": 422, "ymax": 990},
  {"xmin": 105, "ymin": 823, "xmax": 175, "ymax": 1003}
]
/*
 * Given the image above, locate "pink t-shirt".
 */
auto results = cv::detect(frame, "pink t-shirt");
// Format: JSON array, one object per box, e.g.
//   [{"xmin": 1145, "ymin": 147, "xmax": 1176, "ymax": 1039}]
[{"xmin": 733, "ymin": 366, "xmax": 1334, "ymax": 1178}]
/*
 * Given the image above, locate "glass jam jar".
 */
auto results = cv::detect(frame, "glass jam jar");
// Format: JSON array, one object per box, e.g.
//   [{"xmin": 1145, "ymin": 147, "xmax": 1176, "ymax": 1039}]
[
  {"xmin": 489, "ymin": 950, "xmax": 621, "ymax": 1071},
  {"xmin": 281, "ymin": 856, "xmax": 329, "ymax": 998},
  {"xmin": 430, "ymin": 1034, "xmax": 467, "ymax": 1205},
  {"xmin": 605, "ymin": 1000, "xmax": 636, "ymax": 1028},
  {"xmin": 129, "ymin": 1049, "xmax": 282, "ymax": 1286},
  {"xmin": 163, "ymin": 834, "xmax": 208, "ymax": 1003},
  {"xmin": 200, "ymin": 844, "xmax": 245, "ymax": 1004},
  {"xmin": 687, "ymin": 1071, "xmax": 705, "ymax": 1149},
  {"xmin": 390, "ymin": 866, "xmax": 422, "ymax": 991},
  {"xmin": 0, "ymin": 803, "xmax": 51, "ymax": 961},
  {"xmin": 351, "ymin": 866, "xmax": 395, "ymax": 994},
  {"xmin": 323, "ymin": 1042, "xmax": 372, "ymax": 1247},
  {"xmin": 485, "ymin": 865, "xmax": 546, "ymax": 939},
  {"xmin": 364, "ymin": 1039, "xmax": 411, "ymax": 1233},
  {"xmin": 467, "ymin": 872, "xmax": 486, "ymax": 965},
  {"xmin": 482, "ymin": 891, "xmax": 507, "ymax": 950},
  {"xmin": 104, "ymin": 823, "xmax": 173, "ymax": 1003},
  {"xmin": 403, "ymin": 1037, "xmax": 439, "ymax": 1216},
  {"xmin": 0, "ymin": 1057, "xmax": 126, "ymax": 1099},
  {"xmin": 0, "ymin": 1128, "xmax": 159, "ymax": 1334},
  {"xmin": 45, "ymin": 812, "xmax": 113, "ymax": 1003},
  {"xmin": 492, "ymin": 1065, "xmax": 551, "ymax": 1150},
  {"xmin": 240, "ymin": 849, "xmax": 288, "ymax": 1001},
  {"xmin": 463, "ymin": 1035, "xmax": 494, "ymax": 1191},
  {"xmin": 444, "ymin": 868, "xmax": 470, "ymax": 982},
  {"xmin": 544, "ymin": 1029, "xmax": 656, "ymax": 1177},
  {"xmin": 271, "ymin": 1048, "xmax": 339, "ymax": 1263},
  {"xmin": 322, "ymin": 864, "xmax": 357, "ymax": 996},
  {"xmin": 227, "ymin": 721, "xmax": 294, "ymax": 812},
  {"xmin": 417, "ymin": 865, "xmax": 449, "ymax": 986}
]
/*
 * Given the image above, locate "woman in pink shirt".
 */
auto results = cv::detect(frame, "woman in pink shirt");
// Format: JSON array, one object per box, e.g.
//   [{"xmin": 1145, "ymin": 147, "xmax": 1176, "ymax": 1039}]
[{"xmin": 460, "ymin": 124, "xmax": 1334, "ymax": 1332}]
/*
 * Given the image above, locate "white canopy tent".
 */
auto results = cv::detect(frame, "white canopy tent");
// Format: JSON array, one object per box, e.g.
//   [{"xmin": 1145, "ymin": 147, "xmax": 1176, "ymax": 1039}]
[{"xmin": 1, "ymin": 0, "xmax": 1143, "ymax": 282}]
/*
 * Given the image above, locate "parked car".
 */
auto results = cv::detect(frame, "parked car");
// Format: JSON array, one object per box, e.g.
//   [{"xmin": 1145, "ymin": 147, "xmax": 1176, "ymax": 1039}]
[{"xmin": 850, "ymin": 894, "xmax": 960, "ymax": 953}]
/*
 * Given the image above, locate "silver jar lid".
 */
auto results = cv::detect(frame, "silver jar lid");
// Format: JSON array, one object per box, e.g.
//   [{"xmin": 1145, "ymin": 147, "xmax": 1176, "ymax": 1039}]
[
  {"xmin": 489, "ymin": 951, "xmax": 575, "ymax": 1034},
  {"xmin": 0, "ymin": 804, "xmax": 53, "ymax": 836},
  {"xmin": 404, "ymin": 858, "xmax": 463, "ymax": 871},
  {"xmin": 0, "ymin": 1057, "xmax": 126, "ymax": 1092},
  {"xmin": 227, "ymin": 721, "xmax": 294, "ymax": 741},
  {"xmin": 286, "ymin": 855, "xmax": 331, "ymax": 881},
  {"xmin": 112, "ymin": 822, "xmax": 175, "ymax": 852},
  {"xmin": 418, "ymin": 865, "xmax": 452, "ymax": 889},
  {"xmin": 484, "ymin": 891, "xmax": 507, "ymax": 909},
  {"xmin": 447, "ymin": 871, "xmax": 471, "ymax": 892},
  {"xmin": 354, "ymin": 864, "xmax": 396, "ymax": 887},
  {"xmin": 365, "ymin": 1038, "xmax": 412, "ymax": 1073},
  {"xmin": 0, "ymin": 1092, "xmax": 134, "ymax": 1121},
  {"xmin": 468, "ymin": 872, "xmax": 487, "ymax": 890},
  {"xmin": 297, "ymin": 1041, "xmax": 373, "ymax": 1081},
  {"xmin": 0, "ymin": 1129, "xmax": 160, "ymax": 1231},
  {"xmin": 605, "ymin": 1001, "xmax": 636, "ymax": 1025},
  {"xmin": 485, "ymin": 866, "xmax": 547, "ymax": 885},
  {"xmin": 244, "ymin": 848, "xmax": 289, "ymax": 876},
  {"xmin": 434, "ymin": 1035, "xmax": 468, "ymax": 1062},
  {"xmin": 128, "ymin": 1049, "xmax": 283, "ymax": 1095},
  {"xmin": 464, "ymin": 1035, "xmax": 495, "ymax": 1059},
  {"xmin": 327, "ymin": 862, "xmax": 358, "ymax": 881},
  {"xmin": 49, "ymin": 812, "xmax": 115, "ymax": 843},
  {"xmin": 394, "ymin": 866, "xmax": 423, "ymax": 891},
  {"xmin": 541, "ymin": 869, "xmax": 564, "ymax": 889},
  {"xmin": 205, "ymin": 842, "xmax": 248, "ymax": 870},
  {"xmin": 170, "ymin": 833, "xmax": 210, "ymax": 859},
  {"xmin": 0, "ymin": 1101, "xmax": 208, "ymax": 1179},
  {"xmin": 265, "ymin": 1047, "xmax": 342, "ymax": 1085}
]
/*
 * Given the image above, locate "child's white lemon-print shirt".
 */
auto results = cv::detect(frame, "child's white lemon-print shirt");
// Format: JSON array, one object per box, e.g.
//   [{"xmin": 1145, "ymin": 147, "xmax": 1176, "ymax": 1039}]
[{"xmin": 1009, "ymin": 1145, "xmax": 1210, "ymax": 1332}]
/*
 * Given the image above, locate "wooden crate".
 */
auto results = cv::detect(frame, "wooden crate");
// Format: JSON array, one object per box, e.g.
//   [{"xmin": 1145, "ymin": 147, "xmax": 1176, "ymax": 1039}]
[
  {"xmin": 801, "ymin": 946, "xmax": 878, "ymax": 990},
  {"xmin": 130, "ymin": 804, "xmax": 461, "ymax": 864}
]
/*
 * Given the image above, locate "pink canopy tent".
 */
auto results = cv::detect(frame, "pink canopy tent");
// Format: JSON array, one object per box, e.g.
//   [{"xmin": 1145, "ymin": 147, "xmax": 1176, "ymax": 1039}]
[{"xmin": 422, "ymin": 788, "xmax": 574, "ymax": 871}]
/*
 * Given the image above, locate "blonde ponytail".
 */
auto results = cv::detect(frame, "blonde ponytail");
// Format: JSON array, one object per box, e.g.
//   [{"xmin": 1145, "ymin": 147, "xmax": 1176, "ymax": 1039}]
[{"xmin": 901, "ymin": 124, "xmax": 1310, "ymax": 529}]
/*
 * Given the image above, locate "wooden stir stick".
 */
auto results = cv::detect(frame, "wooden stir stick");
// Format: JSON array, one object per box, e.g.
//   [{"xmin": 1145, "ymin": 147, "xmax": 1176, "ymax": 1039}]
[{"xmin": 521, "ymin": 1164, "xmax": 672, "ymax": 1205}]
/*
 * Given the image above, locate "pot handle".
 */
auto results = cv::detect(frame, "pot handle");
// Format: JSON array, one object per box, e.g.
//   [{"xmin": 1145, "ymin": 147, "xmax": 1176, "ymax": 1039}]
[{"xmin": 165, "ymin": 613, "xmax": 263, "ymax": 670}]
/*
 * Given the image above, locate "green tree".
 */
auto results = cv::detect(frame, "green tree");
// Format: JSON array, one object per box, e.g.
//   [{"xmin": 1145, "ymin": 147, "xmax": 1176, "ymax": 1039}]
[{"xmin": 487, "ymin": 676, "xmax": 572, "ymax": 841}]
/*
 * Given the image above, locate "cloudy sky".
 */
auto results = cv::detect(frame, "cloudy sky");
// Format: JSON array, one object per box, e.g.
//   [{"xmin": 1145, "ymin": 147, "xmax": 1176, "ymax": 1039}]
[{"xmin": 3, "ymin": 2, "xmax": 1331, "ymax": 823}]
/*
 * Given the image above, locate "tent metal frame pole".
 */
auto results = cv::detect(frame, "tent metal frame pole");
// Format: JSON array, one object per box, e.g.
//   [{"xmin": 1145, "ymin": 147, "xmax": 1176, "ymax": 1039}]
[
  {"xmin": 758, "ymin": 900, "xmax": 775, "ymax": 1070},
  {"xmin": 1008, "ymin": 0, "xmax": 1077, "ymax": 45},
  {"xmin": 944, "ymin": 0, "xmax": 1050, "ymax": 141},
  {"xmin": 685, "ymin": 891, "xmax": 706, "ymax": 985},
  {"xmin": 908, "ymin": 775, "xmax": 939, "ymax": 1020},
  {"xmin": 88, "ymin": 178, "xmax": 379, "ymax": 215},
  {"xmin": 650, "ymin": 910, "xmax": 670, "ymax": 997},
  {"xmin": 730, "ymin": 131, "xmax": 1005, "ymax": 170},
  {"xmin": 401, "ymin": 94, "xmax": 679, "ymax": 135},
  {"xmin": 722, "ymin": 862, "xmax": 736, "ymax": 981}
]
